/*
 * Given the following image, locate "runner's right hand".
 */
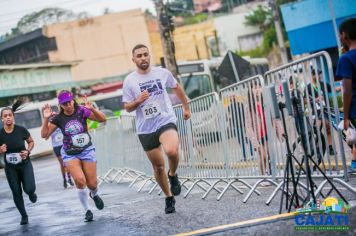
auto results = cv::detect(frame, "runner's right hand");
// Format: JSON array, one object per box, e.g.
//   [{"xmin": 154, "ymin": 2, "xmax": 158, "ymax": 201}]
[
  {"xmin": 344, "ymin": 118, "xmax": 350, "ymax": 130},
  {"xmin": 0, "ymin": 144, "xmax": 7, "ymax": 153},
  {"xmin": 42, "ymin": 104, "xmax": 53, "ymax": 119},
  {"xmin": 137, "ymin": 90, "xmax": 149, "ymax": 103}
]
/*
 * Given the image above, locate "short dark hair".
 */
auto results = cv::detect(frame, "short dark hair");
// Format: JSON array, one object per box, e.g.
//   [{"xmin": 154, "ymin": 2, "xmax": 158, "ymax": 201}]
[
  {"xmin": 132, "ymin": 44, "xmax": 148, "ymax": 55},
  {"xmin": 339, "ymin": 18, "xmax": 356, "ymax": 40}
]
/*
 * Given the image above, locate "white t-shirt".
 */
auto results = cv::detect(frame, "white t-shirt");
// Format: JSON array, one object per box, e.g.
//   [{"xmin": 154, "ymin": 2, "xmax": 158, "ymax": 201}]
[
  {"xmin": 122, "ymin": 67, "xmax": 178, "ymax": 134},
  {"xmin": 51, "ymin": 128, "xmax": 63, "ymax": 147}
]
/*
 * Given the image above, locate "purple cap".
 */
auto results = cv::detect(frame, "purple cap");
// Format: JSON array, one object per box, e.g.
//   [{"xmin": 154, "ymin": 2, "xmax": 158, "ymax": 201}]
[{"xmin": 58, "ymin": 91, "xmax": 73, "ymax": 104}]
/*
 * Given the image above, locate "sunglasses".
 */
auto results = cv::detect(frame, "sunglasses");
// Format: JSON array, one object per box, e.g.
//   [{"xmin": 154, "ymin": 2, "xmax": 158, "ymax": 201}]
[{"xmin": 61, "ymin": 101, "xmax": 72, "ymax": 106}]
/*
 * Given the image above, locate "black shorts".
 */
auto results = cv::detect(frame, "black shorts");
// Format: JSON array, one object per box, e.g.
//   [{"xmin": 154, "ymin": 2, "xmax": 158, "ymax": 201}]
[
  {"xmin": 138, "ymin": 123, "xmax": 178, "ymax": 151},
  {"xmin": 53, "ymin": 146, "xmax": 62, "ymax": 157}
]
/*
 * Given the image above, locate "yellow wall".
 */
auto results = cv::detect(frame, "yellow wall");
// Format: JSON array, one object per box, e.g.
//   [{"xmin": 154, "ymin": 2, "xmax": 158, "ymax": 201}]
[
  {"xmin": 149, "ymin": 20, "xmax": 217, "ymax": 65},
  {"xmin": 43, "ymin": 9, "xmax": 154, "ymax": 81},
  {"xmin": 174, "ymin": 20, "xmax": 216, "ymax": 61}
]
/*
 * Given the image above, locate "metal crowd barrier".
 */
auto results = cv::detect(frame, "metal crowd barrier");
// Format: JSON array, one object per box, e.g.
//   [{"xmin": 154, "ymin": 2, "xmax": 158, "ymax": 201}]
[
  {"xmin": 263, "ymin": 51, "xmax": 356, "ymax": 205},
  {"xmin": 174, "ymin": 92, "xmax": 251, "ymax": 200},
  {"xmin": 92, "ymin": 51, "xmax": 355, "ymax": 202},
  {"xmin": 218, "ymin": 75, "xmax": 278, "ymax": 202}
]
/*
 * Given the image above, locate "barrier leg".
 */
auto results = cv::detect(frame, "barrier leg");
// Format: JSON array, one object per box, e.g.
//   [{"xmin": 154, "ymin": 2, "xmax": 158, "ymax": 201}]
[
  {"xmin": 333, "ymin": 178, "xmax": 356, "ymax": 195},
  {"xmin": 183, "ymin": 179, "xmax": 203, "ymax": 198},
  {"xmin": 116, "ymin": 169, "xmax": 131, "ymax": 183},
  {"xmin": 149, "ymin": 183, "xmax": 159, "ymax": 194},
  {"xmin": 137, "ymin": 178, "xmax": 155, "ymax": 192},
  {"xmin": 129, "ymin": 174, "xmax": 146, "ymax": 188},
  {"xmin": 217, "ymin": 179, "xmax": 244, "ymax": 201},
  {"xmin": 243, "ymin": 179, "xmax": 266, "ymax": 203},
  {"xmin": 180, "ymin": 178, "xmax": 191, "ymax": 190},
  {"xmin": 110, "ymin": 169, "xmax": 126, "ymax": 182},
  {"xmin": 202, "ymin": 179, "xmax": 227, "ymax": 199}
]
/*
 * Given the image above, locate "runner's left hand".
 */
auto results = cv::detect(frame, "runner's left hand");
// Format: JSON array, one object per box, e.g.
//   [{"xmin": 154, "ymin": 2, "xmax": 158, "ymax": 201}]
[
  {"xmin": 183, "ymin": 108, "xmax": 191, "ymax": 120},
  {"xmin": 20, "ymin": 150, "xmax": 29, "ymax": 159},
  {"xmin": 83, "ymin": 95, "xmax": 94, "ymax": 110}
]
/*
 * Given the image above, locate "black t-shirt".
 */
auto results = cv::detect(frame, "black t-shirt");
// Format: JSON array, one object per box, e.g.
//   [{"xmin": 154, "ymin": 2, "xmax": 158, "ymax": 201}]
[
  {"xmin": 0, "ymin": 125, "xmax": 30, "ymax": 163},
  {"xmin": 307, "ymin": 81, "xmax": 332, "ymax": 99}
]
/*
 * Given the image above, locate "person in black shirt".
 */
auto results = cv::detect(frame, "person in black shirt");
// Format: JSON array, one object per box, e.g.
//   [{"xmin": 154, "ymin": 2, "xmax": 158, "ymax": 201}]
[
  {"xmin": 306, "ymin": 69, "xmax": 341, "ymax": 155},
  {"xmin": 0, "ymin": 100, "xmax": 37, "ymax": 225}
]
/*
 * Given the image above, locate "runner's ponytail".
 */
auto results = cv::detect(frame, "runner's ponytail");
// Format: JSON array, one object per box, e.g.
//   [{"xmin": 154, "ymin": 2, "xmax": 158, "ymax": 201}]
[
  {"xmin": 1, "ymin": 98, "xmax": 24, "ymax": 117},
  {"xmin": 12, "ymin": 99, "xmax": 24, "ymax": 113}
]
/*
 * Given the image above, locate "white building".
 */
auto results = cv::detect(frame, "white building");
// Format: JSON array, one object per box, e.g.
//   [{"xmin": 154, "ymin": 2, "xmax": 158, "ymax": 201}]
[{"xmin": 212, "ymin": 1, "xmax": 269, "ymax": 54}]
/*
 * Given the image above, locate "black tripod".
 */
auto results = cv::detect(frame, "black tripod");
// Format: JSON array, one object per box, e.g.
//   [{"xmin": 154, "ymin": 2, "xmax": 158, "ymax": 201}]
[
  {"xmin": 278, "ymin": 100, "xmax": 304, "ymax": 213},
  {"xmin": 287, "ymin": 95, "xmax": 348, "ymax": 209}
]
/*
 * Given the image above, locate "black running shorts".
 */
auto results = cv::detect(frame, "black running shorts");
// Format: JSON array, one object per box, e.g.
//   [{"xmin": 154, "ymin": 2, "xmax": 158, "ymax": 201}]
[
  {"xmin": 53, "ymin": 146, "xmax": 62, "ymax": 157},
  {"xmin": 138, "ymin": 123, "xmax": 178, "ymax": 151}
]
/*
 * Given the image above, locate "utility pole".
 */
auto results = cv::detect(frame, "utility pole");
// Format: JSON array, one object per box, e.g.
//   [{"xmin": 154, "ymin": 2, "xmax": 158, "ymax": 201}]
[
  {"xmin": 328, "ymin": 0, "xmax": 342, "ymax": 56},
  {"xmin": 270, "ymin": 0, "xmax": 288, "ymax": 64},
  {"xmin": 154, "ymin": 0, "xmax": 179, "ymax": 78}
]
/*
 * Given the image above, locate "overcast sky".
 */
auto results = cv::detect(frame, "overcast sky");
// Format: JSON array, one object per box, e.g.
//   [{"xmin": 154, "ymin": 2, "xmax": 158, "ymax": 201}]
[{"xmin": 0, "ymin": 0, "xmax": 156, "ymax": 35}]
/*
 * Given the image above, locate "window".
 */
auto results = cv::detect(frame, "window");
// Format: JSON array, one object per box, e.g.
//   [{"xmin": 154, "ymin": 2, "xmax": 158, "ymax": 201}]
[
  {"xmin": 238, "ymin": 33, "xmax": 263, "ymax": 52},
  {"xmin": 95, "ymin": 96, "xmax": 123, "ymax": 112},
  {"xmin": 178, "ymin": 63, "xmax": 205, "ymax": 74},
  {"xmin": 14, "ymin": 110, "xmax": 42, "ymax": 129},
  {"xmin": 181, "ymin": 74, "xmax": 212, "ymax": 99}
]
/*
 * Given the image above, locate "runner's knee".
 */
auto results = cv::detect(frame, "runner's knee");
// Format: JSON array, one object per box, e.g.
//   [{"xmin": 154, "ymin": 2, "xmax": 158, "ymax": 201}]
[
  {"xmin": 165, "ymin": 148, "xmax": 178, "ymax": 158},
  {"xmin": 74, "ymin": 177, "xmax": 87, "ymax": 188},
  {"xmin": 86, "ymin": 180, "xmax": 97, "ymax": 190},
  {"xmin": 23, "ymin": 185, "xmax": 35, "ymax": 195},
  {"xmin": 153, "ymin": 165, "xmax": 165, "ymax": 174}
]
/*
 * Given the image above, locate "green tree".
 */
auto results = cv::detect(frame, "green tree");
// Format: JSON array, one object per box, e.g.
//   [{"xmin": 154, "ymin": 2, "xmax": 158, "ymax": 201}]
[
  {"xmin": 16, "ymin": 7, "xmax": 87, "ymax": 34},
  {"xmin": 244, "ymin": 5, "xmax": 273, "ymax": 31},
  {"xmin": 243, "ymin": 1, "xmax": 296, "ymax": 57}
]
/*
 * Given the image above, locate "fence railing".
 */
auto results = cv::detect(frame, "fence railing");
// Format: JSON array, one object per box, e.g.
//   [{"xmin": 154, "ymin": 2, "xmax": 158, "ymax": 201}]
[{"xmin": 91, "ymin": 51, "xmax": 356, "ymax": 203}]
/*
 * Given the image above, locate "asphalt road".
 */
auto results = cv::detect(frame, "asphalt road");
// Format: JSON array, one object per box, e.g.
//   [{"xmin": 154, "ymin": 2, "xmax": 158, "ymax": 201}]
[{"xmin": 0, "ymin": 155, "xmax": 355, "ymax": 236}]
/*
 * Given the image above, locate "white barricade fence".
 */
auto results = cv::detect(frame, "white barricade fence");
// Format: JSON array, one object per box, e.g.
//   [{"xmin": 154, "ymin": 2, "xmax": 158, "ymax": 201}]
[
  {"xmin": 218, "ymin": 75, "xmax": 278, "ymax": 202},
  {"xmin": 90, "ymin": 118, "xmax": 122, "ymax": 185},
  {"xmin": 92, "ymin": 51, "xmax": 355, "ymax": 201},
  {"xmin": 263, "ymin": 51, "xmax": 355, "ymax": 205},
  {"xmin": 174, "ymin": 92, "xmax": 250, "ymax": 199}
]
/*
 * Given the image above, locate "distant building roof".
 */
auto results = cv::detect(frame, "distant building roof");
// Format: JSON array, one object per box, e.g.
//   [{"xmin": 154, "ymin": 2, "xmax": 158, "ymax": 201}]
[
  {"xmin": 281, "ymin": 0, "xmax": 356, "ymax": 55},
  {"xmin": 0, "ymin": 29, "xmax": 44, "ymax": 52},
  {"xmin": 0, "ymin": 62, "xmax": 77, "ymax": 71}
]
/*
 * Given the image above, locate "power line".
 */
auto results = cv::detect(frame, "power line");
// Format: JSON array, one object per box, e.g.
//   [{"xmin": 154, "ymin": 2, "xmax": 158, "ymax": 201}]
[
  {"xmin": 0, "ymin": 0, "xmax": 97, "ymax": 29},
  {"xmin": 0, "ymin": 0, "xmax": 90, "ymax": 17},
  {"xmin": 0, "ymin": 0, "xmax": 117, "ymax": 33}
]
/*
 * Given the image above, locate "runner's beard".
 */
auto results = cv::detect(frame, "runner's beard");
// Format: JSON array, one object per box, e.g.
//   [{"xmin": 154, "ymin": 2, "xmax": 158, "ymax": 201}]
[{"xmin": 138, "ymin": 62, "xmax": 149, "ymax": 71}]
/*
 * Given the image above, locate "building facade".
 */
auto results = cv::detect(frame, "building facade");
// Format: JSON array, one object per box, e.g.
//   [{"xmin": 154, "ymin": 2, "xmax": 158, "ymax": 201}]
[
  {"xmin": 43, "ymin": 9, "xmax": 153, "ymax": 81},
  {"xmin": 0, "ymin": 9, "xmax": 153, "ymax": 82}
]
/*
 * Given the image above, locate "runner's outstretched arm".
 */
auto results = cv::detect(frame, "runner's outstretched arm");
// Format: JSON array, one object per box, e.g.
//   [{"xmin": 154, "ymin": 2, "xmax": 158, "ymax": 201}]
[
  {"xmin": 171, "ymin": 84, "xmax": 191, "ymax": 120},
  {"xmin": 83, "ymin": 96, "xmax": 106, "ymax": 122},
  {"xmin": 41, "ymin": 104, "xmax": 58, "ymax": 138},
  {"xmin": 88, "ymin": 107, "xmax": 107, "ymax": 122}
]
